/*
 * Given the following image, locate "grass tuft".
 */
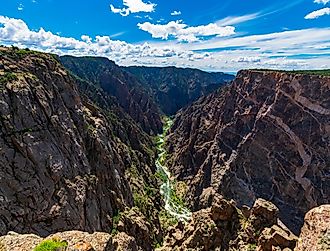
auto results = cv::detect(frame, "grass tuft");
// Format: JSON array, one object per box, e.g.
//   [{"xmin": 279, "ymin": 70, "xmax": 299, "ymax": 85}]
[{"xmin": 33, "ymin": 239, "xmax": 68, "ymax": 251}]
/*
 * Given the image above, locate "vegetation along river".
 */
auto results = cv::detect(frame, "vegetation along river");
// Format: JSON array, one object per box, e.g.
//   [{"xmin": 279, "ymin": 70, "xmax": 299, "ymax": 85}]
[{"xmin": 155, "ymin": 117, "xmax": 192, "ymax": 222}]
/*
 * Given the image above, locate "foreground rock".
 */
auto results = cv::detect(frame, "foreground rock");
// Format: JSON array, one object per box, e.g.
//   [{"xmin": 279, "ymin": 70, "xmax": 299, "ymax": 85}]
[
  {"xmin": 2, "ymin": 203, "xmax": 329, "ymax": 251},
  {"xmin": 295, "ymin": 205, "xmax": 330, "ymax": 251},
  {"xmin": 258, "ymin": 225, "xmax": 297, "ymax": 251},
  {"xmin": 0, "ymin": 231, "xmax": 112, "ymax": 251},
  {"xmin": 160, "ymin": 196, "xmax": 298, "ymax": 251},
  {"xmin": 0, "ymin": 232, "xmax": 42, "ymax": 251},
  {"xmin": 167, "ymin": 70, "xmax": 330, "ymax": 233},
  {"xmin": 112, "ymin": 232, "xmax": 139, "ymax": 251},
  {"xmin": 116, "ymin": 208, "xmax": 155, "ymax": 251}
]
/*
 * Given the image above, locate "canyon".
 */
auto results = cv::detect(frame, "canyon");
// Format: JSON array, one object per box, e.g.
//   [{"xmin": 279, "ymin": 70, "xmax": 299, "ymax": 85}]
[{"xmin": 0, "ymin": 46, "xmax": 329, "ymax": 251}]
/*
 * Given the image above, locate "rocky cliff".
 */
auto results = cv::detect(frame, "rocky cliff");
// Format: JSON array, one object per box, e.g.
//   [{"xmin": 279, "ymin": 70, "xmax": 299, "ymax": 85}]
[
  {"xmin": 0, "ymin": 47, "xmax": 161, "ymax": 247},
  {"xmin": 60, "ymin": 56, "xmax": 163, "ymax": 135},
  {"xmin": 166, "ymin": 70, "xmax": 330, "ymax": 234},
  {"xmin": 125, "ymin": 66, "xmax": 234, "ymax": 115}
]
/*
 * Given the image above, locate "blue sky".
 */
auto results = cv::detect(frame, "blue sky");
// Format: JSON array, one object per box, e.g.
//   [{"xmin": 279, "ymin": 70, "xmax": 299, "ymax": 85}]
[{"xmin": 0, "ymin": 0, "xmax": 330, "ymax": 72}]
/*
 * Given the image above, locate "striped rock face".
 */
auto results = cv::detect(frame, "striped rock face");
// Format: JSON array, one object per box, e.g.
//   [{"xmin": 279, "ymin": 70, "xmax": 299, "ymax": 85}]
[{"xmin": 166, "ymin": 70, "xmax": 330, "ymax": 234}]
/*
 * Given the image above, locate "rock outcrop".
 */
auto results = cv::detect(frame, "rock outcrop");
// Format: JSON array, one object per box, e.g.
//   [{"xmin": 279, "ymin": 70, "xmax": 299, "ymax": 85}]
[
  {"xmin": 116, "ymin": 208, "xmax": 155, "ymax": 251},
  {"xmin": 295, "ymin": 205, "xmax": 330, "ymax": 251},
  {"xmin": 160, "ymin": 196, "xmax": 297, "ymax": 251},
  {"xmin": 0, "ymin": 47, "xmax": 160, "ymax": 243},
  {"xmin": 0, "ymin": 231, "xmax": 112, "ymax": 251},
  {"xmin": 167, "ymin": 70, "xmax": 330, "ymax": 234},
  {"xmin": 125, "ymin": 66, "xmax": 234, "ymax": 115},
  {"xmin": 8, "ymin": 201, "xmax": 329, "ymax": 251},
  {"xmin": 112, "ymin": 232, "xmax": 139, "ymax": 251}
]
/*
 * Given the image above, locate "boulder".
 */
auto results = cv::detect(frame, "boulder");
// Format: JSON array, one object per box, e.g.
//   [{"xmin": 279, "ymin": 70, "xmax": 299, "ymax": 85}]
[
  {"xmin": 112, "ymin": 232, "xmax": 138, "ymax": 251},
  {"xmin": 249, "ymin": 199, "xmax": 279, "ymax": 230},
  {"xmin": 295, "ymin": 205, "xmax": 330, "ymax": 251},
  {"xmin": 117, "ymin": 208, "xmax": 153, "ymax": 251},
  {"xmin": 0, "ymin": 232, "xmax": 41, "ymax": 251},
  {"xmin": 211, "ymin": 198, "xmax": 236, "ymax": 221},
  {"xmin": 258, "ymin": 225, "xmax": 297, "ymax": 251}
]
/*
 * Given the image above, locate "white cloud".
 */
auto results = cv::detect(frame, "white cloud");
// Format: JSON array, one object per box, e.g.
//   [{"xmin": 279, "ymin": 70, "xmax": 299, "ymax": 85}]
[
  {"xmin": 190, "ymin": 28, "xmax": 330, "ymax": 53},
  {"xmin": 137, "ymin": 20, "xmax": 235, "ymax": 42},
  {"xmin": 0, "ymin": 15, "xmax": 183, "ymax": 61},
  {"xmin": 137, "ymin": 21, "xmax": 186, "ymax": 40},
  {"xmin": 171, "ymin": 11, "xmax": 181, "ymax": 16},
  {"xmin": 216, "ymin": 13, "xmax": 260, "ymax": 26},
  {"xmin": 305, "ymin": 7, "xmax": 330, "ymax": 19},
  {"xmin": 233, "ymin": 57, "xmax": 261, "ymax": 63},
  {"xmin": 110, "ymin": 31, "xmax": 125, "ymax": 38},
  {"xmin": 81, "ymin": 35, "xmax": 92, "ymax": 43},
  {"xmin": 314, "ymin": 0, "xmax": 330, "ymax": 4},
  {"xmin": 0, "ymin": 15, "xmax": 329, "ymax": 72},
  {"xmin": 144, "ymin": 15, "xmax": 153, "ymax": 20},
  {"xmin": 110, "ymin": 0, "xmax": 156, "ymax": 16},
  {"xmin": 18, "ymin": 4, "xmax": 24, "ymax": 11}
]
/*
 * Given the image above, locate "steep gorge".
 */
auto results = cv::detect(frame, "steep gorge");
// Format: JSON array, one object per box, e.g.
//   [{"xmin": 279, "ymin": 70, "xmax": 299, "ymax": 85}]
[
  {"xmin": 60, "ymin": 56, "xmax": 163, "ymax": 135},
  {"xmin": 125, "ymin": 66, "xmax": 234, "ymax": 115}
]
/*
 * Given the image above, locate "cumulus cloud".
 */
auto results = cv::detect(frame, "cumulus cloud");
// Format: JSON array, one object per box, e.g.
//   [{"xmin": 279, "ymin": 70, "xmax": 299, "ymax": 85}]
[
  {"xmin": 0, "ymin": 15, "xmax": 329, "ymax": 72},
  {"xmin": 110, "ymin": 0, "xmax": 156, "ymax": 16},
  {"xmin": 305, "ymin": 7, "xmax": 330, "ymax": 19},
  {"xmin": 314, "ymin": 0, "xmax": 330, "ymax": 4},
  {"xmin": 0, "ymin": 15, "xmax": 185, "ymax": 62},
  {"xmin": 137, "ymin": 20, "xmax": 235, "ymax": 42},
  {"xmin": 81, "ymin": 35, "xmax": 92, "ymax": 43},
  {"xmin": 171, "ymin": 11, "xmax": 181, "ymax": 16},
  {"xmin": 137, "ymin": 21, "xmax": 186, "ymax": 40}
]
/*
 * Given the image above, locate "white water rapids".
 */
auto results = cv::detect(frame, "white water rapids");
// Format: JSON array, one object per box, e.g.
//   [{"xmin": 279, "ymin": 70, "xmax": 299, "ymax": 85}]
[{"xmin": 156, "ymin": 118, "xmax": 192, "ymax": 222}]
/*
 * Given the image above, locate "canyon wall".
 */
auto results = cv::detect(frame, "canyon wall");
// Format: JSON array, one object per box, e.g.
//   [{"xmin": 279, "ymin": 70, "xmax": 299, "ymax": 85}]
[
  {"xmin": 167, "ymin": 70, "xmax": 330, "ymax": 233},
  {"xmin": 0, "ymin": 48, "xmax": 159, "ymax": 241}
]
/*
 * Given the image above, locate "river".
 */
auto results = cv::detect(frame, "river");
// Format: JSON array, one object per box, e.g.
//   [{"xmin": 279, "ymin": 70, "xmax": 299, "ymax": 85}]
[{"xmin": 155, "ymin": 118, "xmax": 192, "ymax": 222}]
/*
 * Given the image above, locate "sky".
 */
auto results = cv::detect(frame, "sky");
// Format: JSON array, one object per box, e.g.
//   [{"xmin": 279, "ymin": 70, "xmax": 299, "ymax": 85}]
[{"xmin": 0, "ymin": 0, "xmax": 330, "ymax": 72}]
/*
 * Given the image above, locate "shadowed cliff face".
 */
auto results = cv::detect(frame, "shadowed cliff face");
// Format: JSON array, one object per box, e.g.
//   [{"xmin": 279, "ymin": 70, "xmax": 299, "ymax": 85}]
[
  {"xmin": 0, "ymin": 48, "xmax": 159, "ymax": 239},
  {"xmin": 60, "ymin": 56, "xmax": 163, "ymax": 135},
  {"xmin": 125, "ymin": 66, "xmax": 234, "ymax": 115},
  {"xmin": 166, "ymin": 70, "xmax": 330, "ymax": 234}
]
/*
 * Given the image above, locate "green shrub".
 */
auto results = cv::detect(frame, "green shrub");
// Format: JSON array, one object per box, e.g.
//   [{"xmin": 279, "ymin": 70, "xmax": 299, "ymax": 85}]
[
  {"xmin": 0, "ymin": 72, "xmax": 18, "ymax": 84},
  {"xmin": 159, "ymin": 209, "xmax": 178, "ymax": 231},
  {"xmin": 9, "ymin": 46, "xmax": 39, "ymax": 59},
  {"xmin": 246, "ymin": 243, "xmax": 257, "ymax": 251},
  {"xmin": 252, "ymin": 68, "xmax": 330, "ymax": 77},
  {"xmin": 144, "ymin": 184, "xmax": 157, "ymax": 197},
  {"xmin": 33, "ymin": 239, "xmax": 68, "ymax": 251},
  {"xmin": 133, "ymin": 192, "xmax": 149, "ymax": 215},
  {"xmin": 111, "ymin": 210, "xmax": 121, "ymax": 235}
]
